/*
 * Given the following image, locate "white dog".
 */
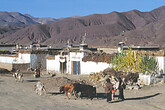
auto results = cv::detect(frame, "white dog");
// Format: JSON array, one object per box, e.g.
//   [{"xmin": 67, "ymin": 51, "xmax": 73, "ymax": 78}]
[{"xmin": 34, "ymin": 81, "xmax": 46, "ymax": 96}]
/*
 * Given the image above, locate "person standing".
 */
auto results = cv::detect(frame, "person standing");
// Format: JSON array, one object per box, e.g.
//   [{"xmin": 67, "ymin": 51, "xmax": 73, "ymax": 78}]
[
  {"xmin": 118, "ymin": 77, "xmax": 125, "ymax": 101},
  {"xmin": 103, "ymin": 78, "xmax": 113, "ymax": 102}
]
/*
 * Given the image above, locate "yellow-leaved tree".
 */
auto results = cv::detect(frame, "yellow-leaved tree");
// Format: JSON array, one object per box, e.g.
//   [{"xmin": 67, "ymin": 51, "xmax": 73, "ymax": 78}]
[{"xmin": 111, "ymin": 48, "xmax": 157, "ymax": 74}]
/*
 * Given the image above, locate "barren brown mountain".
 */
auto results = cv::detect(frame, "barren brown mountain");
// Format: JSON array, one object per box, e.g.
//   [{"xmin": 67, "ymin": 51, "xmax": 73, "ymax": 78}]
[{"xmin": 1, "ymin": 6, "xmax": 165, "ymax": 47}]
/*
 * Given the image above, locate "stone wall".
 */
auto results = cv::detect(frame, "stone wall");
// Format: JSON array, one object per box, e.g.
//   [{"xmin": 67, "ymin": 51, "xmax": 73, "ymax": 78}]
[{"xmin": 12, "ymin": 63, "xmax": 30, "ymax": 71}]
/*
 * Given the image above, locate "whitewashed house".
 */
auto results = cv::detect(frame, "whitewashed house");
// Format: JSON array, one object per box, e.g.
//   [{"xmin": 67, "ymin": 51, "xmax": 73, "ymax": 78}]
[
  {"xmin": 0, "ymin": 50, "xmax": 48, "ymax": 71},
  {"xmin": 46, "ymin": 44, "xmax": 111, "ymax": 75}
]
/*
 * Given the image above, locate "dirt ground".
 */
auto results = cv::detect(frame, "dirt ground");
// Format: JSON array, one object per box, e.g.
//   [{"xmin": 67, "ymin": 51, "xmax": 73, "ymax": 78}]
[{"xmin": 0, "ymin": 73, "xmax": 165, "ymax": 110}]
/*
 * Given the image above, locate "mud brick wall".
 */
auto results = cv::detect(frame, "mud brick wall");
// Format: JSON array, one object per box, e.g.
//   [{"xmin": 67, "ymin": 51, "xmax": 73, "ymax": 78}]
[
  {"xmin": 0, "ymin": 62, "xmax": 12, "ymax": 71},
  {"xmin": 12, "ymin": 63, "xmax": 30, "ymax": 71}
]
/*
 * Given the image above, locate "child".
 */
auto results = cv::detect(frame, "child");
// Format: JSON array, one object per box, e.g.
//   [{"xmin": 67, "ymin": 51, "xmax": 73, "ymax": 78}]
[{"xmin": 112, "ymin": 87, "xmax": 116, "ymax": 100}]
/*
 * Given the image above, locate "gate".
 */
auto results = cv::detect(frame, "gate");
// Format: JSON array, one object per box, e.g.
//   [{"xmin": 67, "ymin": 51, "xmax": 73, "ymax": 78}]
[{"xmin": 72, "ymin": 61, "xmax": 80, "ymax": 75}]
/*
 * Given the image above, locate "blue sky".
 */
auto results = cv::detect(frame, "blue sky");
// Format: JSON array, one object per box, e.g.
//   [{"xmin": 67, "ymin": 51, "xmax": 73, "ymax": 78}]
[{"xmin": 0, "ymin": 0, "xmax": 165, "ymax": 19}]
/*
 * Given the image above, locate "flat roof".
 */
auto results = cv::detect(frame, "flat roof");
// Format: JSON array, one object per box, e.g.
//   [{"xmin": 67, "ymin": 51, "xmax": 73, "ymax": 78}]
[
  {"xmin": 0, "ymin": 44, "xmax": 16, "ymax": 47},
  {"xmin": 123, "ymin": 46, "xmax": 160, "ymax": 49}
]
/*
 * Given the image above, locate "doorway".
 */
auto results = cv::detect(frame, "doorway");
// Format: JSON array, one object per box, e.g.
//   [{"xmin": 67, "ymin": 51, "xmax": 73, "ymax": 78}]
[
  {"xmin": 72, "ymin": 61, "xmax": 80, "ymax": 75},
  {"xmin": 60, "ymin": 62, "xmax": 66, "ymax": 73}
]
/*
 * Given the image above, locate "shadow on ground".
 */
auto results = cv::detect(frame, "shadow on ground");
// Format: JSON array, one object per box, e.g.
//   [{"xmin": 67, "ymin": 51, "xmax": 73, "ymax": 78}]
[
  {"xmin": 96, "ymin": 93, "xmax": 107, "ymax": 99},
  {"xmin": 26, "ymin": 80, "xmax": 40, "ymax": 82},
  {"xmin": 47, "ymin": 92, "xmax": 64, "ymax": 95},
  {"xmin": 110, "ymin": 93, "xmax": 161, "ymax": 103},
  {"xmin": 125, "ymin": 93, "xmax": 161, "ymax": 100}
]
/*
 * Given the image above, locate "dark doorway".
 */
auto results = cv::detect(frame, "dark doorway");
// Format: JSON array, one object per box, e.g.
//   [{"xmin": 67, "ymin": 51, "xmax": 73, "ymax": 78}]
[
  {"xmin": 60, "ymin": 62, "xmax": 66, "ymax": 73},
  {"xmin": 72, "ymin": 61, "xmax": 80, "ymax": 75}
]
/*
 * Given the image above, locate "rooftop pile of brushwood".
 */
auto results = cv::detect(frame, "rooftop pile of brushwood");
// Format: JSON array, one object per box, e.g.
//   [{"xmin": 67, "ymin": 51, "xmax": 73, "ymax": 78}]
[{"xmin": 82, "ymin": 52, "xmax": 115, "ymax": 63}]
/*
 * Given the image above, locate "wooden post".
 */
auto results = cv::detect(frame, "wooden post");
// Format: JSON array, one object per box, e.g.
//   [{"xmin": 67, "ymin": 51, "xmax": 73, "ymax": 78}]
[{"xmin": 62, "ymin": 62, "xmax": 64, "ymax": 73}]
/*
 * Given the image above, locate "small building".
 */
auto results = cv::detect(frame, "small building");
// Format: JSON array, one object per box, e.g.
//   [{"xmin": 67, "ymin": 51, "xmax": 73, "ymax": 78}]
[
  {"xmin": 0, "ymin": 50, "xmax": 48, "ymax": 71},
  {"xmin": 46, "ymin": 43, "xmax": 112, "ymax": 75}
]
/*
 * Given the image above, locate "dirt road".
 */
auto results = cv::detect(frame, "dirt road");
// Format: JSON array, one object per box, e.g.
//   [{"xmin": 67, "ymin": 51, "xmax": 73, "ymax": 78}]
[{"xmin": 0, "ymin": 74, "xmax": 165, "ymax": 110}]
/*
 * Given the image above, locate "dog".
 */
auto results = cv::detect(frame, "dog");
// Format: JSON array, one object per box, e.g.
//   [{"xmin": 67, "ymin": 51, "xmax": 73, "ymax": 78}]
[
  {"xmin": 13, "ymin": 72, "xmax": 23, "ymax": 82},
  {"xmin": 34, "ymin": 81, "xmax": 46, "ymax": 96}
]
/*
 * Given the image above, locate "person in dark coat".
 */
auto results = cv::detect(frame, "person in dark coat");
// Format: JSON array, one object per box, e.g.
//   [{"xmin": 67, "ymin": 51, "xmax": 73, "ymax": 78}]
[
  {"xmin": 34, "ymin": 67, "xmax": 40, "ymax": 78},
  {"xmin": 103, "ymin": 78, "xmax": 113, "ymax": 102},
  {"xmin": 118, "ymin": 77, "xmax": 125, "ymax": 101}
]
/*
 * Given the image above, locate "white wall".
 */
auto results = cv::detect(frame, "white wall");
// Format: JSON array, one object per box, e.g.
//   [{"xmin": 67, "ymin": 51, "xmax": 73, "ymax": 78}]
[
  {"xmin": 156, "ymin": 56, "xmax": 165, "ymax": 73},
  {"xmin": 55, "ymin": 55, "xmax": 61, "ymax": 72},
  {"xmin": 47, "ymin": 59, "xmax": 56, "ymax": 72},
  {"xmin": 81, "ymin": 61, "xmax": 111, "ymax": 74},
  {"xmin": 16, "ymin": 53, "xmax": 31, "ymax": 63},
  {"xmin": 46, "ymin": 55, "xmax": 61, "ymax": 73},
  {"xmin": 0, "ymin": 53, "xmax": 31, "ymax": 64},
  {"xmin": 0, "ymin": 56, "xmax": 16, "ymax": 63},
  {"xmin": 67, "ymin": 52, "xmax": 111, "ymax": 75}
]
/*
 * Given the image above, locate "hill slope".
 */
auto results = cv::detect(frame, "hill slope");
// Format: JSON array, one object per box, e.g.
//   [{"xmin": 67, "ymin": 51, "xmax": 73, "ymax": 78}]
[{"xmin": 1, "ymin": 6, "xmax": 165, "ymax": 47}]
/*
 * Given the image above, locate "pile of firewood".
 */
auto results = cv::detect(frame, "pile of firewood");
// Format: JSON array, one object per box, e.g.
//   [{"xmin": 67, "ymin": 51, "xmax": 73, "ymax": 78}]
[
  {"xmin": 89, "ymin": 71, "xmax": 107, "ymax": 85},
  {"xmin": 89, "ymin": 68, "xmax": 139, "ymax": 86}
]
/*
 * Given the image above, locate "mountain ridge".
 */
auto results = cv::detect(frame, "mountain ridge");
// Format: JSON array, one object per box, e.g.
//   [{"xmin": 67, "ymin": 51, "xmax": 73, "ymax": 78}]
[
  {"xmin": 0, "ymin": 11, "xmax": 58, "ymax": 26},
  {"xmin": 1, "ymin": 6, "xmax": 165, "ymax": 47}
]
